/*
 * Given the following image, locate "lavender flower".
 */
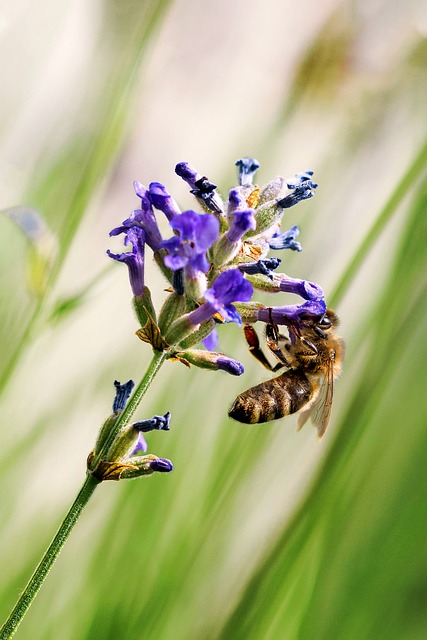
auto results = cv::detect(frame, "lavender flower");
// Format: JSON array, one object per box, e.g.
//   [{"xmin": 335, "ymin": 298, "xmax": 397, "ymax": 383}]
[
  {"xmin": 238, "ymin": 258, "xmax": 282, "ymax": 280},
  {"xmin": 235, "ymin": 157, "xmax": 260, "ymax": 187},
  {"xmin": 213, "ymin": 208, "xmax": 256, "ymax": 267},
  {"xmin": 112, "ymin": 380, "xmax": 135, "ymax": 413},
  {"xmin": 107, "ymin": 227, "xmax": 146, "ymax": 297},
  {"xmin": 148, "ymin": 182, "xmax": 181, "ymax": 221},
  {"xmin": 175, "ymin": 162, "xmax": 223, "ymax": 213},
  {"xmin": 277, "ymin": 172, "xmax": 318, "ymax": 209},
  {"xmin": 269, "ymin": 225, "xmax": 302, "ymax": 252},
  {"xmin": 132, "ymin": 412, "xmax": 171, "ymax": 454},
  {"xmin": 202, "ymin": 328, "xmax": 219, "ymax": 351},
  {"xmin": 163, "ymin": 269, "xmax": 254, "ymax": 345},
  {"xmin": 110, "ymin": 183, "xmax": 163, "ymax": 252},
  {"xmin": 275, "ymin": 275, "xmax": 324, "ymax": 301},
  {"xmin": 161, "ymin": 210, "xmax": 219, "ymax": 274},
  {"xmin": 189, "ymin": 270, "xmax": 254, "ymax": 326},
  {"xmin": 257, "ymin": 299, "xmax": 327, "ymax": 326},
  {"xmin": 150, "ymin": 458, "xmax": 174, "ymax": 473}
]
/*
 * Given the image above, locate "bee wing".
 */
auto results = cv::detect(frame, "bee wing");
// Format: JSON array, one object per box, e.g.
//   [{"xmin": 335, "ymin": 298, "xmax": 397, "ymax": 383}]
[{"xmin": 297, "ymin": 355, "xmax": 335, "ymax": 439}]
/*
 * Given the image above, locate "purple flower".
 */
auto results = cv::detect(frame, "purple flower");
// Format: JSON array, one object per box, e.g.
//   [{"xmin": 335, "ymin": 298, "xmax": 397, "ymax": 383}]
[
  {"xmin": 161, "ymin": 210, "xmax": 219, "ymax": 275},
  {"xmin": 216, "ymin": 357, "xmax": 245, "ymax": 376},
  {"xmin": 133, "ymin": 412, "xmax": 171, "ymax": 433},
  {"xmin": 107, "ymin": 227, "xmax": 146, "ymax": 297},
  {"xmin": 175, "ymin": 162, "xmax": 223, "ymax": 213},
  {"xmin": 110, "ymin": 185, "xmax": 163, "ymax": 252},
  {"xmin": 112, "ymin": 380, "xmax": 134, "ymax": 413},
  {"xmin": 238, "ymin": 258, "xmax": 282, "ymax": 280},
  {"xmin": 131, "ymin": 412, "xmax": 171, "ymax": 455},
  {"xmin": 275, "ymin": 275, "xmax": 324, "ymax": 301},
  {"xmin": 269, "ymin": 225, "xmax": 302, "ymax": 252},
  {"xmin": 228, "ymin": 188, "xmax": 246, "ymax": 211},
  {"xmin": 227, "ymin": 209, "xmax": 256, "ymax": 243},
  {"xmin": 276, "ymin": 171, "xmax": 318, "ymax": 209},
  {"xmin": 150, "ymin": 458, "xmax": 173, "ymax": 473},
  {"xmin": 202, "ymin": 328, "xmax": 219, "ymax": 351},
  {"xmin": 235, "ymin": 157, "xmax": 260, "ymax": 187},
  {"xmin": 188, "ymin": 269, "xmax": 254, "ymax": 327},
  {"xmin": 148, "ymin": 182, "xmax": 181, "ymax": 221},
  {"xmin": 257, "ymin": 299, "xmax": 327, "ymax": 326},
  {"xmin": 175, "ymin": 162, "xmax": 199, "ymax": 189}
]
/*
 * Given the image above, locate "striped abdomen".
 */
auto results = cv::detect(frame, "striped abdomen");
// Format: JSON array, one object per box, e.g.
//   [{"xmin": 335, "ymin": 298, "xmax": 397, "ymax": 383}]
[{"xmin": 228, "ymin": 370, "xmax": 312, "ymax": 424}]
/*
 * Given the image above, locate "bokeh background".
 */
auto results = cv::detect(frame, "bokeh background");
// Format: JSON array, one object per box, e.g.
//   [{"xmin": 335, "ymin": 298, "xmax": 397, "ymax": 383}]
[{"xmin": 1, "ymin": 0, "xmax": 427, "ymax": 638}]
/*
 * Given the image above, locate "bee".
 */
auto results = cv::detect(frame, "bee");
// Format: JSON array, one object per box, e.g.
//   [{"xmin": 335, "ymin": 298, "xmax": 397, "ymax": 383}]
[{"xmin": 228, "ymin": 309, "xmax": 344, "ymax": 438}]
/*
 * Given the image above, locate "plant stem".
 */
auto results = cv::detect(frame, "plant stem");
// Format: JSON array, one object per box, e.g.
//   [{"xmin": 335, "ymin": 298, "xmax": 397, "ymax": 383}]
[
  {"xmin": 0, "ymin": 349, "xmax": 168, "ymax": 639},
  {"xmin": 0, "ymin": 475, "xmax": 99, "ymax": 640},
  {"xmin": 96, "ymin": 349, "xmax": 169, "ymax": 463}
]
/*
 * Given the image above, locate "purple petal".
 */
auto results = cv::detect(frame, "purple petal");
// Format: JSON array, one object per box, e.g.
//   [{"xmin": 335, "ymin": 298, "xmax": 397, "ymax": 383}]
[
  {"xmin": 216, "ymin": 356, "xmax": 244, "ymax": 375},
  {"xmin": 207, "ymin": 270, "xmax": 254, "ymax": 306},
  {"xmin": 164, "ymin": 254, "xmax": 188, "ymax": 270},
  {"xmin": 148, "ymin": 182, "xmax": 181, "ymax": 221},
  {"xmin": 220, "ymin": 304, "xmax": 242, "ymax": 325},
  {"xmin": 202, "ymin": 328, "xmax": 219, "ymax": 351}
]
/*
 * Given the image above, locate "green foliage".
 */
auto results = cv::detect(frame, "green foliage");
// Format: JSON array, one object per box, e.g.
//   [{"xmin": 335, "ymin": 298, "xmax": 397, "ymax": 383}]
[{"xmin": 1, "ymin": 1, "xmax": 427, "ymax": 639}]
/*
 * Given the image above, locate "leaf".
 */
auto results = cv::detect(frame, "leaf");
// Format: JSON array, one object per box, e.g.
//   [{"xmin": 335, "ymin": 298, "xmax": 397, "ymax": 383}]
[
  {"xmin": 91, "ymin": 460, "xmax": 139, "ymax": 482},
  {"xmin": 135, "ymin": 313, "xmax": 169, "ymax": 351}
]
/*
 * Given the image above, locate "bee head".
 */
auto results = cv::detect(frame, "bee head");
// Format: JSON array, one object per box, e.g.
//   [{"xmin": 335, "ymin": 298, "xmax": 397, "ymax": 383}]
[{"xmin": 316, "ymin": 309, "xmax": 339, "ymax": 333}]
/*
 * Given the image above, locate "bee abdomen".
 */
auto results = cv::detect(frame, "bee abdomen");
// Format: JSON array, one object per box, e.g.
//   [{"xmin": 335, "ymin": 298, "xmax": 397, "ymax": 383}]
[{"xmin": 228, "ymin": 370, "xmax": 312, "ymax": 424}]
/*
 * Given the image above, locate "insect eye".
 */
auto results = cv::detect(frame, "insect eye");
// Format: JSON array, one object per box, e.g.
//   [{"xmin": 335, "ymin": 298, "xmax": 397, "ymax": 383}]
[{"xmin": 317, "ymin": 315, "xmax": 332, "ymax": 329}]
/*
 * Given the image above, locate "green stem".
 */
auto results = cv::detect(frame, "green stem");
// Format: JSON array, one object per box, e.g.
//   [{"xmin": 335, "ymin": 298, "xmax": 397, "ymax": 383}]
[
  {"xmin": 97, "ymin": 349, "xmax": 169, "ymax": 464},
  {"xmin": 0, "ymin": 349, "xmax": 168, "ymax": 639},
  {"xmin": 330, "ymin": 137, "xmax": 427, "ymax": 308},
  {"xmin": 0, "ymin": 475, "xmax": 100, "ymax": 640}
]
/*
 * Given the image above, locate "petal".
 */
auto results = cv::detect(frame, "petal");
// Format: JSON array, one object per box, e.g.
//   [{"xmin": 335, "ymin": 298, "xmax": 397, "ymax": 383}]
[{"xmin": 202, "ymin": 328, "xmax": 219, "ymax": 351}]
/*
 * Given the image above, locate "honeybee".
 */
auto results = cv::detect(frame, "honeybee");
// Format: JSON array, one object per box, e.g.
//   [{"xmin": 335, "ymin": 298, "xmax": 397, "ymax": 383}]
[{"xmin": 228, "ymin": 310, "xmax": 344, "ymax": 438}]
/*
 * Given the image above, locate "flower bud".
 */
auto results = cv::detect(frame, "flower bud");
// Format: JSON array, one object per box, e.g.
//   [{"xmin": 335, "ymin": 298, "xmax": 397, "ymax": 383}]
[
  {"xmin": 175, "ymin": 349, "xmax": 244, "ymax": 375},
  {"xmin": 133, "ymin": 286, "xmax": 156, "ymax": 327},
  {"xmin": 158, "ymin": 292, "xmax": 187, "ymax": 334},
  {"xmin": 119, "ymin": 455, "xmax": 173, "ymax": 479}
]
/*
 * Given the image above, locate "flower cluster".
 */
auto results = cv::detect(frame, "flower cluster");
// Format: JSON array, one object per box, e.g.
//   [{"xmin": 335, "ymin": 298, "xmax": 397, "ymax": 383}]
[
  {"xmin": 108, "ymin": 157, "xmax": 324, "ymax": 356},
  {"xmin": 87, "ymin": 380, "xmax": 173, "ymax": 481},
  {"xmin": 96, "ymin": 157, "xmax": 325, "ymax": 480}
]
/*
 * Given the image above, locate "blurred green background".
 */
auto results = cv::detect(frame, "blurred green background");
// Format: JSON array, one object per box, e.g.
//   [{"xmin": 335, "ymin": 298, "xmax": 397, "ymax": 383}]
[{"xmin": 1, "ymin": 0, "xmax": 427, "ymax": 638}]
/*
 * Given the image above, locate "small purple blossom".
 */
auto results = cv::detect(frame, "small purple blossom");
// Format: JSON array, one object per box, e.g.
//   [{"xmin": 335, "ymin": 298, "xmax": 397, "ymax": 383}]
[
  {"xmin": 148, "ymin": 182, "xmax": 181, "ymax": 221},
  {"xmin": 275, "ymin": 275, "xmax": 324, "ymax": 301},
  {"xmin": 175, "ymin": 162, "xmax": 199, "ymax": 189},
  {"xmin": 235, "ymin": 157, "xmax": 260, "ymax": 187},
  {"xmin": 107, "ymin": 227, "xmax": 146, "ymax": 297},
  {"xmin": 269, "ymin": 225, "xmax": 302, "ymax": 252},
  {"xmin": 228, "ymin": 188, "xmax": 246, "ymax": 211},
  {"xmin": 238, "ymin": 258, "xmax": 282, "ymax": 280},
  {"xmin": 112, "ymin": 380, "xmax": 134, "ymax": 413},
  {"xmin": 175, "ymin": 162, "xmax": 223, "ymax": 213},
  {"xmin": 216, "ymin": 356, "xmax": 245, "ymax": 376},
  {"xmin": 277, "ymin": 171, "xmax": 318, "ymax": 209},
  {"xmin": 202, "ymin": 327, "xmax": 219, "ymax": 351},
  {"xmin": 110, "ymin": 191, "xmax": 162, "ymax": 252},
  {"xmin": 131, "ymin": 412, "xmax": 171, "ymax": 455},
  {"xmin": 257, "ymin": 299, "xmax": 327, "ymax": 326},
  {"xmin": 150, "ymin": 458, "xmax": 174, "ymax": 473},
  {"xmin": 188, "ymin": 269, "xmax": 254, "ymax": 327},
  {"xmin": 161, "ymin": 210, "xmax": 219, "ymax": 275},
  {"xmin": 227, "ymin": 209, "xmax": 256, "ymax": 243},
  {"xmin": 133, "ymin": 412, "xmax": 171, "ymax": 433}
]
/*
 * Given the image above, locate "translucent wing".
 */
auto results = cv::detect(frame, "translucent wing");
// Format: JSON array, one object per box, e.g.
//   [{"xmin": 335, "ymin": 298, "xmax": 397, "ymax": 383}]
[{"xmin": 297, "ymin": 353, "xmax": 335, "ymax": 439}]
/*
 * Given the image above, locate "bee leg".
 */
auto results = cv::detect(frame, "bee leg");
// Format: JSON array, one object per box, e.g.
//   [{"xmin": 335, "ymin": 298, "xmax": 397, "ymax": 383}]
[
  {"xmin": 244, "ymin": 324, "xmax": 282, "ymax": 371},
  {"xmin": 266, "ymin": 323, "xmax": 291, "ymax": 369}
]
